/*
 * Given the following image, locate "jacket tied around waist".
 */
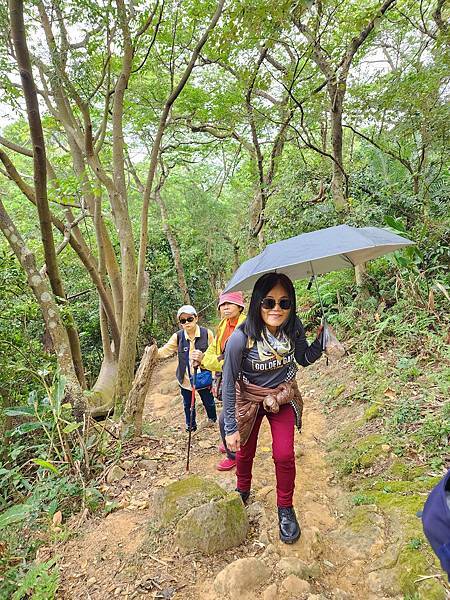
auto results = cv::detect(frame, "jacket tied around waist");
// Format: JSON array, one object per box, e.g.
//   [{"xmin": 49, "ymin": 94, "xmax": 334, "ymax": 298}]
[{"xmin": 235, "ymin": 379, "xmax": 303, "ymax": 446}]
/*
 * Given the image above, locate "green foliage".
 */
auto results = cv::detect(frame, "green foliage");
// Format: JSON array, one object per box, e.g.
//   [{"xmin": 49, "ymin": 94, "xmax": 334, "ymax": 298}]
[
  {"xmin": 0, "ymin": 0, "xmax": 448, "ymax": 596},
  {"xmin": 10, "ymin": 558, "xmax": 59, "ymax": 600},
  {"xmin": 0, "ymin": 370, "xmax": 115, "ymax": 597},
  {"xmin": 351, "ymin": 493, "xmax": 375, "ymax": 506},
  {"xmin": 0, "ymin": 504, "xmax": 32, "ymax": 531},
  {"xmin": 0, "ymin": 250, "xmax": 53, "ymax": 409}
]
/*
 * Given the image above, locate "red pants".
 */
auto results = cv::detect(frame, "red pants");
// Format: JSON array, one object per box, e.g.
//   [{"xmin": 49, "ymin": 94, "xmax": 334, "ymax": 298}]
[{"xmin": 236, "ymin": 403, "xmax": 296, "ymax": 507}]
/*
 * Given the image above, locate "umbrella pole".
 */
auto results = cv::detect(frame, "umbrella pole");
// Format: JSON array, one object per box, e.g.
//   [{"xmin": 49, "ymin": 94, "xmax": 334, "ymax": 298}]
[
  {"xmin": 309, "ymin": 261, "xmax": 326, "ymax": 318},
  {"xmin": 309, "ymin": 261, "xmax": 327, "ymax": 352}
]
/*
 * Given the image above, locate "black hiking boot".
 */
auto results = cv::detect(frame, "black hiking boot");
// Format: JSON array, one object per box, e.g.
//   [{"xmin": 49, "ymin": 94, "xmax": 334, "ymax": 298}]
[
  {"xmin": 278, "ymin": 506, "xmax": 301, "ymax": 544},
  {"xmin": 236, "ymin": 488, "xmax": 250, "ymax": 505}
]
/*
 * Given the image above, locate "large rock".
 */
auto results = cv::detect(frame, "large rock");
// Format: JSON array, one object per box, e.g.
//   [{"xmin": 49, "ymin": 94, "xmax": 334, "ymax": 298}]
[
  {"xmin": 330, "ymin": 506, "xmax": 385, "ymax": 560},
  {"xmin": 175, "ymin": 492, "xmax": 249, "ymax": 554},
  {"xmin": 262, "ymin": 583, "xmax": 278, "ymax": 600},
  {"xmin": 153, "ymin": 475, "xmax": 226, "ymax": 526},
  {"xmin": 280, "ymin": 575, "xmax": 311, "ymax": 597},
  {"xmin": 214, "ymin": 557, "xmax": 270, "ymax": 599},
  {"xmin": 276, "ymin": 557, "xmax": 320, "ymax": 580},
  {"xmin": 106, "ymin": 465, "xmax": 125, "ymax": 483}
]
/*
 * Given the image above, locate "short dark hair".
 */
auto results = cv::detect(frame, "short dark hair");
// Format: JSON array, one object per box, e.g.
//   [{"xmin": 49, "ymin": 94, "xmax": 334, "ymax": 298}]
[{"xmin": 243, "ymin": 273, "xmax": 297, "ymax": 342}]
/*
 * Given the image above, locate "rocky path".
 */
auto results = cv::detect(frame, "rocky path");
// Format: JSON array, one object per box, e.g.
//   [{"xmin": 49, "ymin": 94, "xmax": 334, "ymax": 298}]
[{"xmin": 56, "ymin": 358, "xmax": 447, "ymax": 599}]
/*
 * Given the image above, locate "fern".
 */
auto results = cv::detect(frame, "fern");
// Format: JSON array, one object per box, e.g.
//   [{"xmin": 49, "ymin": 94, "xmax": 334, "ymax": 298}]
[{"xmin": 11, "ymin": 558, "xmax": 59, "ymax": 600}]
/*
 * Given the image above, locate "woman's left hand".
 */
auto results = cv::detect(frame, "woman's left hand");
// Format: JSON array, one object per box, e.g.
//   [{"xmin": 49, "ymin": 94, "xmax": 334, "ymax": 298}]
[{"xmin": 226, "ymin": 431, "xmax": 241, "ymax": 453}]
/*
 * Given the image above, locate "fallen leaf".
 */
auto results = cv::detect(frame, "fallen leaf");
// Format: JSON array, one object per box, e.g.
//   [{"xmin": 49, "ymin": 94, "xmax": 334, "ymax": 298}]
[
  {"xmin": 383, "ymin": 387, "xmax": 396, "ymax": 399},
  {"xmin": 52, "ymin": 510, "xmax": 63, "ymax": 526}
]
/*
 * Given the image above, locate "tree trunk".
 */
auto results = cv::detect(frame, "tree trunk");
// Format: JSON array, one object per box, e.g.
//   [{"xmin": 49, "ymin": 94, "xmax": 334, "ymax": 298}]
[
  {"xmin": 111, "ymin": 0, "xmax": 140, "ymax": 414},
  {"xmin": 89, "ymin": 358, "xmax": 118, "ymax": 418},
  {"xmin": 0, "ymin": 198, "xmax": 85, "ymax": 416},
  {"xmin": 67, "ymin": 135, "xmax": 123, "ymax": 342},
  {"xmin": 120, "ymin": 344, "xmax": 158, "ymax": 437},
  {"xmin": 9, "ymin": 0, "xmax": 86, "ymax": 388},
  {"xmin": 139, "ymin": 271, "xmax": 150, "ymax": 324},
  {"xmin": 113, "ymin": 212, "xmax": 139, "ymax": 415},
  {"xmin": 329, "ymin": 84, "xmax": 348, "ymax": 212},
  {"xmin": 355, "ymin": 263, "xmax": 367, "ymax": 286},
  {"xmin": 249, "ymin": 188, "xmax": 266, "ymax": 256},
  {"xmin": 155, "ymin": 189, "xmax": 191, "ymax": 304},
  {"xmin": 355, "ymin": 263, "xmax": 369, "ymax": 298}
]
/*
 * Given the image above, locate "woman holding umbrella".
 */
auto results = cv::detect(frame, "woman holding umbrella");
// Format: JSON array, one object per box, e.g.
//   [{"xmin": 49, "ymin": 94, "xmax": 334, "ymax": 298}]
[{"xmin": 222, "ymin": 273, "xmax": 323, "ymax": 544}]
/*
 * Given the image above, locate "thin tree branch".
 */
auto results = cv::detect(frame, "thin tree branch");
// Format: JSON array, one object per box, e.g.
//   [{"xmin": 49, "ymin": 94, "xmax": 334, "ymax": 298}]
[
  {"xmin": 343, "ymin": 123, "xmax": 413, "ymax": 173},
  {"xmin": 137, "ymin": 0, "xmax": 225, "ymax": 298},
  {"xmin": 132, "ymin": 0, "xmax": 165, "ymax": 73},
  {"xmin": 265, "ymin": 52, "xmax": 288, "ymax": 74}
]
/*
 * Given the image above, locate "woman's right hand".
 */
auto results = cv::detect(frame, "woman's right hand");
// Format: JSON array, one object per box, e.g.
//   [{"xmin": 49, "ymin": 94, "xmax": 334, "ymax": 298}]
[{"xmin": 225, "ymin": 431, "xmax": 241, "ymax": 453}]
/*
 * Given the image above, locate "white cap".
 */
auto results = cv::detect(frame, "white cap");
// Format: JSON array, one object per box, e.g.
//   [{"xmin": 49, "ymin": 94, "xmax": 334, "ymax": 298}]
[{"xmin": 177, "ymin": 304, "xmax": 197, "ymax": 319}]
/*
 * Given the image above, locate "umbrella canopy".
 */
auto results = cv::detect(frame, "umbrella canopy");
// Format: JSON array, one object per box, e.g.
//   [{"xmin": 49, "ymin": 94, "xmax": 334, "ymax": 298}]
[{"xmin": 224, "ymin": 224, "xmax": 414, "ymax": 293}]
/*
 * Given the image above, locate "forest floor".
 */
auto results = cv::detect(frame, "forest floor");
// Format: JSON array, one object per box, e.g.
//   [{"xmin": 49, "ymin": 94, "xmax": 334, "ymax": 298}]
[{"xmin": 52, "ymin": 356, "xmax": 450, "ymax": 600}]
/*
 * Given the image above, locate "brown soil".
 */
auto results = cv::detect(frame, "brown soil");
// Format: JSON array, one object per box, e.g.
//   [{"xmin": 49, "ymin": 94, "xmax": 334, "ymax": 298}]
[{"xmin": 54, "ymin": 357, "xmax": 448, "ymax": 600}]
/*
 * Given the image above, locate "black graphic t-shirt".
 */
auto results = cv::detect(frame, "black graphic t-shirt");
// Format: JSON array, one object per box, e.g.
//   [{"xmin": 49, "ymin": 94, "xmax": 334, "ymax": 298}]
[
  {"xmin": 243, "ymin": 344, "xmax": 298, "ymax": 381},
  {"xmin": 222, "ymin": 318, "xmax": 322, "ymax": 435}
]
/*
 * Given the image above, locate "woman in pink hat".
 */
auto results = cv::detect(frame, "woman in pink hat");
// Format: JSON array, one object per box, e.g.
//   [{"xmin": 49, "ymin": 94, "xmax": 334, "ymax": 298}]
[{"xmin": 203, "ymin": 291, "xmax": 246, "ymax": 470}]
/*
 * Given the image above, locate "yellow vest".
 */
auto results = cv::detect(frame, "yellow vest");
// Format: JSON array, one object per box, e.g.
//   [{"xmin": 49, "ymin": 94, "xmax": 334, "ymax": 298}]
[{"xmin": 202, "ymin": 313, "xmax": 246, "ymax": 373}]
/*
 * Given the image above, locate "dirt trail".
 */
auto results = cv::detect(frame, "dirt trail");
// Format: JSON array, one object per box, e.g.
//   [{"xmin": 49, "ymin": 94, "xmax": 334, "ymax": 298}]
[{"xmin": 56, "ymin": 359, "xmax": 429, "ymax": 599}]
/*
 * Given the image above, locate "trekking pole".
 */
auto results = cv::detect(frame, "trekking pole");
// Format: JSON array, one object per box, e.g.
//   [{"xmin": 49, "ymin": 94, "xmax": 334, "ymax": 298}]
[{"xmin": 186, "ymin": 364, "xmax": 198, "ymax": 472}]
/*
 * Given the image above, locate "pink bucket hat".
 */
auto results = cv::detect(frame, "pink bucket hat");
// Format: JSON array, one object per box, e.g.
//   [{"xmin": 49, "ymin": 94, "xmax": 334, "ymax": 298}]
[{"xmin": 218, "ymin": 291, "xmax": 245, "ymax": 309}]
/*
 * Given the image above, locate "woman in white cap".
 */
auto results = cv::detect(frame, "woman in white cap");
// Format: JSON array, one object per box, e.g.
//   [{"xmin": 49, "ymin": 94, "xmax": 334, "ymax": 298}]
[
  {"xmin": 202, "ymin": 291, "xmax": 246, "ymax": 471},
  {"xmin": 157, "ymin": 305, "xmax": 216, "ymax": 431}
]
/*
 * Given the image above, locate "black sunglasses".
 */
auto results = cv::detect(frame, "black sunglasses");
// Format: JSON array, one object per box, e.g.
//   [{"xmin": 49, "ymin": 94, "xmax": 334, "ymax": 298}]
[
  {"xmin": 179, "ymin": 316, "xmax": 195, "ymax": 324},
  {"xmin": 261, "ymin": 297, "xmax": 292, "ymax": 310}
]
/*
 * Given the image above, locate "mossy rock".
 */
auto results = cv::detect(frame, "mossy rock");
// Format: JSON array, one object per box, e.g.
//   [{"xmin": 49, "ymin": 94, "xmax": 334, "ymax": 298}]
[
  {"xmin": 330, "ymin": 505, "xmax": 385, "ymax": 560},
  {"xmin": 355, "ymin": 433, "xmax": 388, "ymax": 468},
  {"xmin": 347, "ymin": 505, "xmax": 383, "ymax": 533},
  {"xmin": 366, "ymin": 476, "xmax": 441, "ymax": 515},
  {"xmin": 175, "ymin": 492, "xmax": 249, "ymax": 554},
  {"xmin": 396, "ymin": 545, "xmax": 447, "ymax": 599},
  {"xmin": 416, "ymin": 580, "xmax": 448, "ymax": 600},
  {"xmin": 355, "ymin": 433, "xmax": 387, "ymax": 450},
  {"xmin": 153, "ymin": 475, "xmax": 227, "ymax": 527}
]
